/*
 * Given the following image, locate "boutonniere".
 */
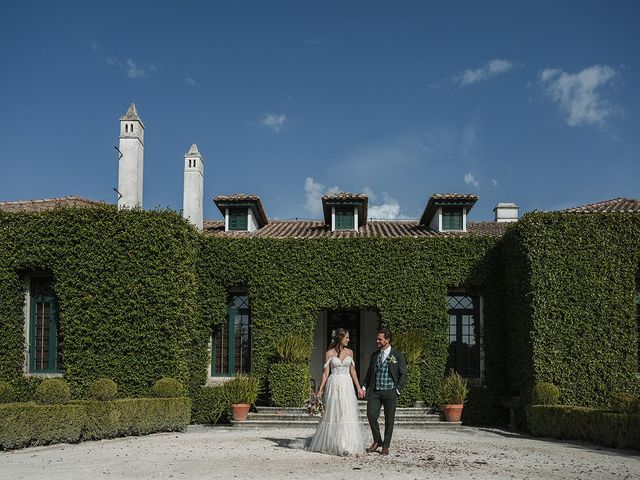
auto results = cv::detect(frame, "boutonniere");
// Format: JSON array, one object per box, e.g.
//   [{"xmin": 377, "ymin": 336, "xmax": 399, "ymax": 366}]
[{"xmin": 388, "ymin": 355, "xmax": 397, "ymax": 364}]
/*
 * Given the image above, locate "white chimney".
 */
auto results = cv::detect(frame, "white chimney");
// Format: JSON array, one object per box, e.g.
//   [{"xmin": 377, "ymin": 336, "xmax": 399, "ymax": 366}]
[
  {"xmin": 494, "ymin": 203, "xmax": 519, "ymax": 222},
  {"xmin": 183, "ymin": 144, "xmax": 204, "ymax": 231},
  {"xmin": 117, "ymin": 103, "xmax": 145, "ymax": 209}
]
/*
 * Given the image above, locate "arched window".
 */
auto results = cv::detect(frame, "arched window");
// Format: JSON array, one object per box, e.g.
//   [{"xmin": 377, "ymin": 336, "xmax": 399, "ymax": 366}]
[
  {"xmin": 125, "ymin": 124, "xmax": 128, "ymax": 133},
  {"xmin": 193, "ymin": 159, "xmax": 197, "ymax": 168}
]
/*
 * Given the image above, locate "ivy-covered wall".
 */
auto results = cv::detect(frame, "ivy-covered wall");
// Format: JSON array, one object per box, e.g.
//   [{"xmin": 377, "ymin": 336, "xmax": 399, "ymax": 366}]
[
  {"xmin": 0, "ymin": 207, "xmax": 206, "ymax": 398},
  {"xmin": 6, "ymin": 206, "xmax": 637, "ymax": 416},
  {"xmin": 199, "ymin": 235, "xmax": 504, "ymax": 406},
  {"xmin": 503, "ymin": 212, "xmax": 640, "ymax": 407}
]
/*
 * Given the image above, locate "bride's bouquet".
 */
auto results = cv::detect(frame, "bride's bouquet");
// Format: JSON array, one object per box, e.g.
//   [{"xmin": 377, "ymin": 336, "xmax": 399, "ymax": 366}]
[{"xmin": 306, "ymin": 392, "xmax": 325, "ymax": 417}]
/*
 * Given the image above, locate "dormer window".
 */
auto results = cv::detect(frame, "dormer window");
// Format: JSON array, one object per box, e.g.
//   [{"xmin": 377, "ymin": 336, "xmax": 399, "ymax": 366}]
[
  {"xmin": 214, "ymin": 194, "xmax": 269, "ymax": 233},
  {"xmin": 228, "ymin": 207, "xmax": 248, "ymax": 231},
  {"xmin": 419, "ymin": 194, "xmax": 478, "ymax": 233},
  {"xmin": 442, "ymin": 207, "xmax": 463, "ymax": 231},
  {"xmin": 322, "ymin": 193, "xmax": 368, "ymax": 232},
  {"xmin": 335, "ymin": 206, "xmax": 355, "ymax": 230}
]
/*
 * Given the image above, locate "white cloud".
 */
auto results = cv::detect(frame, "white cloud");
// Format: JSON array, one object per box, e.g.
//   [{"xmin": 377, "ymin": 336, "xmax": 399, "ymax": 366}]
[
  {"xmin": 455, "ymin": 59, "xmax": 514, "ymax": 86},
  {"xmin": 464, "ymin": 172, "xmax": 479, "ymax": 188},
  {"xmin": 260, "ymin": 113, "xmax": 287, "ymax": 132},
  {"xmin": 304, "ymin": 179, "xmax": 403, "ymax": 220},
  {"xmin": 125, "ymin": 59, "xmax": 147, "ymax": 79},
  {"xmin": 538, "ymin": 65, "xmax": 619, "ymax": 128},
  {"xmin": 492, "ymin": 178, "xmax": 498, "ymax": 187},
  {"xmin": 186, "ymin": 77, "xmax": 197, "ymax": 86},
  {"xmin": 368, "ymin": 192, "xmax": 401, "ymax": 219},
  {"xmin": 304, "ymin": 177, "xmax": 338, "ymax": 216}
]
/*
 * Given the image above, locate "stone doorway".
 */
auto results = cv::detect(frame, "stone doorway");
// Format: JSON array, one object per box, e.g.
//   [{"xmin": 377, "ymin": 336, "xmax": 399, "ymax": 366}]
[{"xmin": 311, "ymin": 310, "xmax": 379, "ymax": 390}]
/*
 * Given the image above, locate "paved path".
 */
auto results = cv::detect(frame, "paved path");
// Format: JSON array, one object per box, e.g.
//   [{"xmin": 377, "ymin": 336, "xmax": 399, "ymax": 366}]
[{"xmin": 1, "ymin": 425, "xmax": 638, "ymax": 480}]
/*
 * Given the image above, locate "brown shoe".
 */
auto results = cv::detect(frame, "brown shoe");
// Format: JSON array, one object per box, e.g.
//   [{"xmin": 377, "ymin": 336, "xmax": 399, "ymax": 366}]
[
  {"xmin": 366, "ymin": 442, "xmax": 380, "ymax": 453},
  {"xmin": 381, "ymin": 447, "xmax": 389, "ymax": 455}
]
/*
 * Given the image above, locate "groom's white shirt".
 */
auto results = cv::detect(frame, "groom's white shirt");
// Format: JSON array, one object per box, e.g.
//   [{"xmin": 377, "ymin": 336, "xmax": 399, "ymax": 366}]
[{"xmin": 380, "ymin": 345, "xmax": 391, "ymax": 363}]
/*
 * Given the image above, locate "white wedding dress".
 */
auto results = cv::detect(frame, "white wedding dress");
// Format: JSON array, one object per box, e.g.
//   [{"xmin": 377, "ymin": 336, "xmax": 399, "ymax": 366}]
[{"xmin": 305, "ymin": 356, "xmax": 365, "ymax": 456}]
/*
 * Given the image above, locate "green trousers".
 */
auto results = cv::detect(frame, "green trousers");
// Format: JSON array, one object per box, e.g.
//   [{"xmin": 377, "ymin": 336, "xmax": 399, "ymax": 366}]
[{"xmin": 366, "ymin": 388, "xmax": 398, "ymax": 448}]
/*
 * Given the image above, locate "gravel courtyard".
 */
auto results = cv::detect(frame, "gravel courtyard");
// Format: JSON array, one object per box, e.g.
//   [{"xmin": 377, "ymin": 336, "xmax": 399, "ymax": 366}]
[{"xmin": 1, "ymin": 425, "xmax": 638, "ymax": 480}]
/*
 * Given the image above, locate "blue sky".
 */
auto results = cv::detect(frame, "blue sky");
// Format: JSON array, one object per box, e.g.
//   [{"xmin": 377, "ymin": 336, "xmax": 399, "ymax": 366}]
[{"xmin": 1, "ymin": 1, "xmax": 638, "ymax": 221}]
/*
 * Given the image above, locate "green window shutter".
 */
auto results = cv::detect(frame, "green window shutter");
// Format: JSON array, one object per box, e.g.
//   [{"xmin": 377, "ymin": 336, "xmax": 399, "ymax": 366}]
[
  {"xmin": 335, "ymin": 206, "xmax": 354, "ymax": 230},
  {"xmin": 229, "ymin": 208, "xmax": 248, "ymax": 231},
  {"xmin": 442, "ymin": 207, "xmax": 463, "ymax": 230}
]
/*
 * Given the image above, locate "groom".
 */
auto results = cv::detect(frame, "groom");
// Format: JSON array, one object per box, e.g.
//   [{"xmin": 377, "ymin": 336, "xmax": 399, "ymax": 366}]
[{"xmin": 359, "ymin": 328, "xmax": 407, "ymax": 455}]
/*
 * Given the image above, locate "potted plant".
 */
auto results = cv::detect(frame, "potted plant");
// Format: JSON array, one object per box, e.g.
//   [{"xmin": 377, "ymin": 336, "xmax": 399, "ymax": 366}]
[
  {"xmin": 440, "ymin": 369, "xmax": 469, "ymax": 422},
  {"xmin": 221, "ymin": 374, "xmax": 259, "ymax": 421}
]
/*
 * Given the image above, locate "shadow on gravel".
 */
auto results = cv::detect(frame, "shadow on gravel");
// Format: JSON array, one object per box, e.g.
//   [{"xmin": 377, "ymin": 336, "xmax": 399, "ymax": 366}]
[
  {"xmin": 480, "ymin": 428, "xmax": 640, "ymax": 459},
  {"xmin": 263, "ymin": 437, "xmax": 312, "ymax": 451}
]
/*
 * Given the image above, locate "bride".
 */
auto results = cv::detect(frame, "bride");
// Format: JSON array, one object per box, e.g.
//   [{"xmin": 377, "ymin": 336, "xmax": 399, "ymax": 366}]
[{"xmin": 306, "ymin": 328, "xmax": 365, "ymax": 456}]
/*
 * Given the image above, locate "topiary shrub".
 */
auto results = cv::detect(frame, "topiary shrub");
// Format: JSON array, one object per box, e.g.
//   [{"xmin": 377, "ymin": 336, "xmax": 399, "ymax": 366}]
[
  {"xmin": 0, "ymin": 380, "xmax": 15, "ymax": 403},
  {"xmin": 151, "ymin": 377, "xmax": 185, "ymax": 398},
  {"xmin": 35, "ymin": 379, "xmax": 71, "ymax": 404},
  {"xmin": 610, "ymin": 392, "xmax": 639, "ymax": 414},
  {"xmin": 531, "ymin": 382, "xmax": 560, "ymax": 405},
  {"xmin": 276, "ymin": 335, "xmax": 312, "ymax": 363},
  {"xmin": 269, "ymin": 363, "xmax": 309, "ymax": 407},
  {"xmin": 89, "ymin": 378, "xmax": 118, "ymax": 401},
  {"xmin": 394, "ymin": 332, "xmax": 424, "ymax": 407}
]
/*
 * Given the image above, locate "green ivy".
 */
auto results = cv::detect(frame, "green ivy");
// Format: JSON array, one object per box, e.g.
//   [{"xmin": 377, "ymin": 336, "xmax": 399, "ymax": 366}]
[
  {"xmin": 0, "ymin": 207, "xmax": 205, "ymax": 398},
  {"xmin": 503, "ymin": 212, "xmax": 640, "ymax": 408},
  {"xmin": 199, "ymin": 235, "xmax": 503, "ymax": 407}
]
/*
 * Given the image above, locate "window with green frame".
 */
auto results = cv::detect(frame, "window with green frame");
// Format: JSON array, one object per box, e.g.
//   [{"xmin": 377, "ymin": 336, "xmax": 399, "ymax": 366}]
[
  {"xmin": 335, "ymin": 206, "xmax": 355, "ymax": 230},
  {"xmin": 446, "ymin": 293, "xmax": 480, "ymax": 378},
  {"xmin": 29, "ymin": 276, "xmax": 63, "ymax": 373},
  {"xmin": 228, "ymin": 207, "xmax": 248, "ymax": 231},
  {"xmin": 442, "ymin": 207, "xmax": 463, "ymax": 231},
  {"xmin": 212, "ymin": 294, "xmax": 251, "ymax": 375}
]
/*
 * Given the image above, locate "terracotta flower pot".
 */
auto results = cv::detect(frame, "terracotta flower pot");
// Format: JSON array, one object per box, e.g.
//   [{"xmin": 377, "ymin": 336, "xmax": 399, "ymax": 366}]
[
  {"xmin": 231, "ymin": 403, "xmax": 250, "ymax": 421},
  {"xmin": 443, "ymin": 404, "xmax": 464, "ymax": 422}
]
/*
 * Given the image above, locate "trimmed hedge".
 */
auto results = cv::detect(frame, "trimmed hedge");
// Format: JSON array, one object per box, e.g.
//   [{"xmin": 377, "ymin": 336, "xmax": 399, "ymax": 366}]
[
  {"xmin": 191, "ymin": 385, "xmax": 228, "ymax": 424},
  {"xmin": 527, "ymin": 405, "xmax": 640, "ymax": 450},
  {"xmin": 82, "ymin": 398, "xmax": 191, "ymax": 439},
  {"xmin": 0, "ymin": 397, "xmax": 191, "ymax": 450},
  {"xmin": 269, "ymin": 362, "xmax": 310, "ymax": 407},
  {"xmin": 0, "ymin": 403, "xmax": 86, "ymax": 449}
]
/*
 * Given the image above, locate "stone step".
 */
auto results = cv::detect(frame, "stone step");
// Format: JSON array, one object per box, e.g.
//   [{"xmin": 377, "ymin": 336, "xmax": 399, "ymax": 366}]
[
  {"xmin": 231, "ymin": 419, "xmax": 461, "ymax": 429},
  {"xmin": 230, "ymin": 404, "xmax": 454, "ymax": 429},
  {"xmin": 251, "ymin": 409, "xmax": 439, "ymax": 421}
]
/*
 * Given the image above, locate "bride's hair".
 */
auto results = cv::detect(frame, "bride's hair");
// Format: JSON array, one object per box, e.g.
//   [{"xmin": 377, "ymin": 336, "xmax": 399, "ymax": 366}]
[{"xmin": 329, "ymin": 328, "xmax": 349, "ymax": 352}]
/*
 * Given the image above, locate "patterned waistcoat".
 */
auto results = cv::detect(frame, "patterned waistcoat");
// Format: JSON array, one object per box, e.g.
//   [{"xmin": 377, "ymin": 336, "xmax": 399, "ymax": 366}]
[{"xmin": 375, "ymin": 353, "xmax": 395, "ymax": 390}]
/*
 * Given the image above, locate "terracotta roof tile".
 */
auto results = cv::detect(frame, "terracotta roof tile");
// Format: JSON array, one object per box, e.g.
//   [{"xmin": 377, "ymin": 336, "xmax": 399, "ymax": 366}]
[
  {"xmin": 0, "ymin": 196, "xmax": 108, "ymax": 212},
  {"xmin": 203, "ymin": 219, "xmax": 508, "ymax": 238},
  {"xmin": 561, "ymin": 197, "xmax": 640, "ymax": 213}
]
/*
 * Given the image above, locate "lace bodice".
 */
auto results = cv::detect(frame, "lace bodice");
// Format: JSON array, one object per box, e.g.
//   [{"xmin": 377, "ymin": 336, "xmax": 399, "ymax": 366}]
[{"xmin": 324, "ymin": 355, "xmax": 354, "ymax": 376}]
